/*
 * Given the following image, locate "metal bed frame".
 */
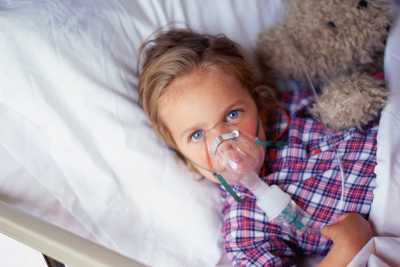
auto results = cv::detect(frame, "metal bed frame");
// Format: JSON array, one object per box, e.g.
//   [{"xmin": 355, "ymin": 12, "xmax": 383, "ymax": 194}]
[{"xmin": 0, "ymin": 201, "xmax": 147, "ymax": 267}]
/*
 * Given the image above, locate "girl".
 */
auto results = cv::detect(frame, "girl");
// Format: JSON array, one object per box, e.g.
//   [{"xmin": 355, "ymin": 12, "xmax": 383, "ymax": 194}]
[{"xmin": 138, "ymin": 29, "xmax": 375, "ymax": 267}]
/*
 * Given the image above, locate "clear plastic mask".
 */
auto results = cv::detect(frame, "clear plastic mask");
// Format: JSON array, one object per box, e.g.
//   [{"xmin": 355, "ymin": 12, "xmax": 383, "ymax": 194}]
[
  {"xmin": 185, "ymin": 118, "xmax": 267, "ymax": 202},
  {"xmin": 207, "ymin": 129, "xmax": 265, "ymax": 185},
  {"xmin": 200, "ymin": 127, "xmax": 318, "ymax": 233}
]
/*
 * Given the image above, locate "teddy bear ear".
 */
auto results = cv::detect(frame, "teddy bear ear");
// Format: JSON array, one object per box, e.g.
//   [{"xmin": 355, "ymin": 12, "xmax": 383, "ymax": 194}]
[{"xmin": 357, "ymin": 0, "xmax": 368, "ymax": 9}]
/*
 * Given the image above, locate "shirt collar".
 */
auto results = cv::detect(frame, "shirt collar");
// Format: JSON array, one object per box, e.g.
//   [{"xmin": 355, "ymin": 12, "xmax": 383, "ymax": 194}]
[{"xmin": 264, "ymin": 90, "xmax": 314, "ymax": 142}]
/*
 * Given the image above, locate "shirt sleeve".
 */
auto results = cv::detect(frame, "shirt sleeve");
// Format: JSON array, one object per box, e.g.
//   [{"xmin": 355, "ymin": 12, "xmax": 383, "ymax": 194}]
[{"xmin": 222, "ymin": 196, "xmax": 298, "ymax": 267}]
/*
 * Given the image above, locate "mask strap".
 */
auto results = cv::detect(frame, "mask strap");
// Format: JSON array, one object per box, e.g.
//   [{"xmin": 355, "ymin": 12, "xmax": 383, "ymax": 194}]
[
  {"xmin": 213, "ymin": 172, "xmax": 242, "ymax": 202},
  {"xmin": 255, "ymin": 108, "xmax": 290, "ymax": 149},
  {"xmin": 186, "ymin": 157, "xmax": 243, "ymax": 202},
  {"xmin": 256, "ymin": 138, "xmax": 287, "ymax": 149}
]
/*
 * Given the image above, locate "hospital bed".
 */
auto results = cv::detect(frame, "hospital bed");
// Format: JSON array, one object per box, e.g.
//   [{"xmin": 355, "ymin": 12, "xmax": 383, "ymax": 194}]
[{"xmin": 0, "ymin": 1, "xmax": 399, "ymax": 266}]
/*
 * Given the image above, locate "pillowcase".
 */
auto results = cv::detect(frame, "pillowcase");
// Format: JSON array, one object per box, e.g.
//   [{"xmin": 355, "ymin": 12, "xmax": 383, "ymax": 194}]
[{"xmin": 0, "ymin": 0, "xmax": 285, "ymax": 266}]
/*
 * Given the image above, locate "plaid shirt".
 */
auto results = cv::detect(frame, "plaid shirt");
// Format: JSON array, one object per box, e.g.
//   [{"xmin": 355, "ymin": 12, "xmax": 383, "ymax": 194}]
[{"xmin": 220, "ymin": 89, "xmax": 378, "ymax": 267}]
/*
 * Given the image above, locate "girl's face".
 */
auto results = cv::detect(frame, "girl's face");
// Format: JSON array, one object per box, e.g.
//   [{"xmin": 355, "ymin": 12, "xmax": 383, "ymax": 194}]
[{"xmin": 159, "ymin": 68, "xmax": 265, "ymax": 183}]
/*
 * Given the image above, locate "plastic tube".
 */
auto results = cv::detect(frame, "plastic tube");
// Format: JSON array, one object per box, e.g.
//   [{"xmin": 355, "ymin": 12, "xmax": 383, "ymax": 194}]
[{"xmin": 241, "ymin": 172, "xmax": 316, "ymax": 233}]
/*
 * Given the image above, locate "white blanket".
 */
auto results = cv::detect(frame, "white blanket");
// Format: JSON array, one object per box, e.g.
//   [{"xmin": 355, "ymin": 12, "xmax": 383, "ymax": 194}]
[
  {"xmin": 348, "ymin": 16, "xmax": 400, "ymax": 267},
  {"xmin": 0, "ymin": 1, "xmax": 285, "ymax": 266}
]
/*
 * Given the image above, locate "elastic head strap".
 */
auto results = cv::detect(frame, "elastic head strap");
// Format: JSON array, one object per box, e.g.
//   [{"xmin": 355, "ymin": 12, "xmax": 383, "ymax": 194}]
[
  {"xmin": 255, "ymin": 109, "xmax": 289, "ymax": 149},
  {"xmin": 186, "ymin": 157, "xmax": 243, "ymax": 203},
  {"xmin": 213, "ymin": 173, "xmax": 242, "ymax": 202}
]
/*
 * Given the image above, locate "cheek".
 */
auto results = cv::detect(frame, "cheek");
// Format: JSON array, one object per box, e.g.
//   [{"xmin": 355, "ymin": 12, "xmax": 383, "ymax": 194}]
[
  {"xmin": 239, "ymin": 107, "xmax": 259, "ymax": 136},
  {"xmin": 177, "ymin": 141, "xmax": 211, "ymax": 170},
  {"xmin": 179, "ymin": 143, "xmax": 219, "ymax": 183},
  {"xmin": 241, "ymin": 120, "xmax": 258, "ymax": 136},
  {"xmin": 195, "ymin": 167, "xmax": 219, "ymax": 183}
]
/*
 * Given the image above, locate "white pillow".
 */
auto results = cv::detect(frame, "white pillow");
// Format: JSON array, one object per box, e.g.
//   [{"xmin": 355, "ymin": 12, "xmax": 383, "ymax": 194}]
[{"xmin": 0, "ymin": 1, "xmax": 285, "ymax": 266}]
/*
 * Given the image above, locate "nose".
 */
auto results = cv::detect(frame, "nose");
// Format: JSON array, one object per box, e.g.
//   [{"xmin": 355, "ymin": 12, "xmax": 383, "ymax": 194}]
[
  {"xmin": 206, "ymin": 124, "xmax": 236, "ymax": 148},
  {"xmin": 216, "ymin": 141, "xmax": 243, "ymax": 161},
  {"xmin": 209, "ymin": 123, "xmax": 234, "ymax": 137},
  {"xmin": 216, "ymin": 140, "xmax": 238, "ymax": 155},
  {"xmin": 207, "ymin": 128, "xmax": 239, "ymax": 155}
]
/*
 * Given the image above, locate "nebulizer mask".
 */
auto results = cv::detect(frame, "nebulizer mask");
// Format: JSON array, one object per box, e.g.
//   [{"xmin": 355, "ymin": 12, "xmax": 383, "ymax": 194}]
[{"xmin": 195, "ymin": 121, "xmax": 317, "ymax": 233}]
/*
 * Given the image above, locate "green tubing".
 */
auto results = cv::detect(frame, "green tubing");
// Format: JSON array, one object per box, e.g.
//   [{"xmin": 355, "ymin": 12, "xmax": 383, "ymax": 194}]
[
  {"xmin": 213, "ymin": 172, "xmax": 242, "ymax": 202},
  {"xmin": 256, "ymin": 138, "xmax": 286, "ymax": 149}
]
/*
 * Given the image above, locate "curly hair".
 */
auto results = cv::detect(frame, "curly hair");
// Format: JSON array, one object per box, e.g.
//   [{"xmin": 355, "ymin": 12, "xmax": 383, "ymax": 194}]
[{"xmin": 138, "ymin": 28, "xmax": 277, "ymax": 171}]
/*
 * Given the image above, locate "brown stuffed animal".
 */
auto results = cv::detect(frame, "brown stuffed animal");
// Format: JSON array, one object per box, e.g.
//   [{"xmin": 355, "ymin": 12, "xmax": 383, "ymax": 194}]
[{"xmin": 257, "ymin": 0, "xmax": 393, "ymax": 130}]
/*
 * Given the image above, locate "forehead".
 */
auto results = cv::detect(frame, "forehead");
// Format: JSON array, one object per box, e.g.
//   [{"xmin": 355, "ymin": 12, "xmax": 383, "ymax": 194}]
[
  {"xmin": 158, "ymin": 68, "xmax": 253, "ymax": 132},
  {"xmin": 162, "ymin": 68, "xmax": 249, "ymax": 101}
]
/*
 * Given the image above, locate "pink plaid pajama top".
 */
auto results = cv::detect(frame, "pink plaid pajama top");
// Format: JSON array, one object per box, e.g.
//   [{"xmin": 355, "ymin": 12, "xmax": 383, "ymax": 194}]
[{"xmin": 220, "ymin": 89, "xmax": 378, "ymax": 267}]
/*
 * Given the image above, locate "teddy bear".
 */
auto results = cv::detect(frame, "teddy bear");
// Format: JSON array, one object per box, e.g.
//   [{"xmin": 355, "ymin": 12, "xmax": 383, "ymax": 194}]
[{"xmin": 257, "ymin": 0, "xmax": 393, "ymax": 130}]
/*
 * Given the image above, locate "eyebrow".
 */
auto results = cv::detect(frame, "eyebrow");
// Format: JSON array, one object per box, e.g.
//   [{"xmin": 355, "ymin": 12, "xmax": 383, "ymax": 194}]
[{"xmin": 180, "ymin": 99, "xmax": 245, "ymax": 139}]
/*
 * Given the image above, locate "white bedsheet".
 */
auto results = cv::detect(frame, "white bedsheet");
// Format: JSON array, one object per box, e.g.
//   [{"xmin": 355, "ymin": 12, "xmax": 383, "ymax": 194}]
[
  {"xmin": 347, "ymin": 15, "xmax": 400, "ymax": 267},
  {"xmin": 370, "ymin": 17, "xmax": 400, "ymax": 238},
  {"xmin": 0, "ymin": 1, "xmax": 285, "ymax": 266}
]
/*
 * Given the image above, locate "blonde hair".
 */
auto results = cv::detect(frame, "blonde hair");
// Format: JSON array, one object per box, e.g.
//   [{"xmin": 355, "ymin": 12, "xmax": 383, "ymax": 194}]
[{"xmin": 138, "ymin": 28, "xmax": 277, "ymax": 171}]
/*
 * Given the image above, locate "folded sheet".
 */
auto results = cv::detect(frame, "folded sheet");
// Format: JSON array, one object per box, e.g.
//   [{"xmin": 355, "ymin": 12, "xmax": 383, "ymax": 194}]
[{"xmin": 348, "ymin": 15, "xmax": 400, "ymax": 267}]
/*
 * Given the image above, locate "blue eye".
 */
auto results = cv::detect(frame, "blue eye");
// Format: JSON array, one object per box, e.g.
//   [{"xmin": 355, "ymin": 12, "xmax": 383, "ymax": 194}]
[
  {"xmin": 226, "ymin": 109, "xmax": 242, "ymax": 122},
  {"xmin": 190, "ymin": 130, "xmax": 203, "ymax": 142}
]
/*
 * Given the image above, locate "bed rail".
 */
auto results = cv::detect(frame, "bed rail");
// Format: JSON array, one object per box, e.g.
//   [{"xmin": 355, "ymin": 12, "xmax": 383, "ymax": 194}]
[{"xmin": 0, "ymin": 201, "xmax": 147, "ymax": 267}]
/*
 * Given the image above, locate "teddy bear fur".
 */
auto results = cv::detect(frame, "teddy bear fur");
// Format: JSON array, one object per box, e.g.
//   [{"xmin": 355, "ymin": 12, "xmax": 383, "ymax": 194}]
[{"xmin": 257, "ymin": 0, "xmax": 393, "ymax": 130}]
